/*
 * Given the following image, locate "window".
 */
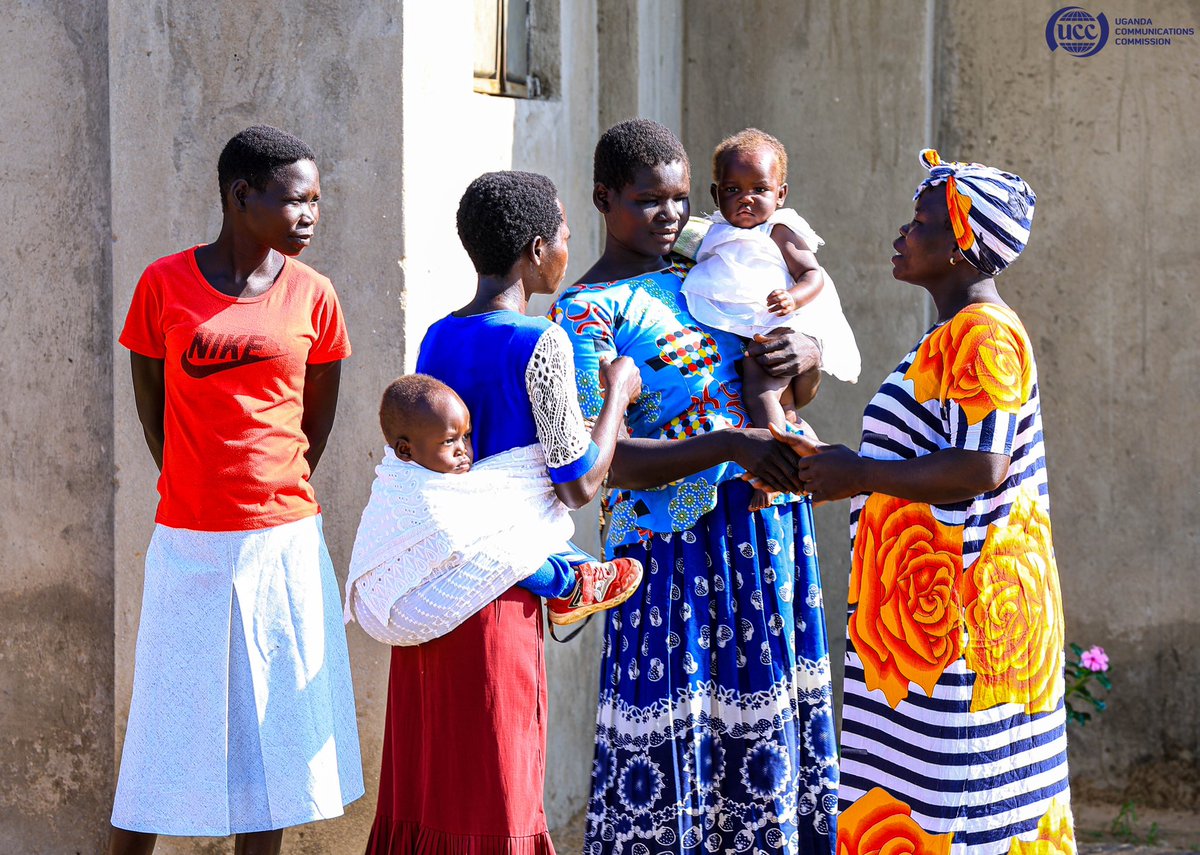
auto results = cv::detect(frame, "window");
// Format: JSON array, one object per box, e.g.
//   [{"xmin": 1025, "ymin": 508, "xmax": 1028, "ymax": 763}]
[{"xmin": 474, "ymin": 0, "xmax": 542, "ymax": 97}]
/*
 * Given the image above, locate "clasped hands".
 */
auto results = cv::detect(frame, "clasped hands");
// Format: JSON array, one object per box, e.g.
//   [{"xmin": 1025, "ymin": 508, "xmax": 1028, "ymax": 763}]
[
  {"xmin": 740, "ymin": 424, "xmax": 862, "ymax": 504},
  {"xmin": 770, "ymin": 424, "xmax": 864, "ymax": 503}
]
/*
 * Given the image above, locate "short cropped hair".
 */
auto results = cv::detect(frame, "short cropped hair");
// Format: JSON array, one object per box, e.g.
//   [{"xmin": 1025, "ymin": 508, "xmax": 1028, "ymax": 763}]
[
  {"xmin": 712, "ymin": 127, "xmax": 788, "ymax": 183},
  {"xmin": 455, "ymin": 171, "xmax": 562, "ymax": 276},
  {"xmin": 593, "ymin": 118, "xmax": 689, "ymax": 191},
  {"xmin": 217, "ymin": 125, "xmax": 317, "ymax": 206},
  {"xmin": 379, "ymin": 373, "xmax": 456, "ymax": 444}
]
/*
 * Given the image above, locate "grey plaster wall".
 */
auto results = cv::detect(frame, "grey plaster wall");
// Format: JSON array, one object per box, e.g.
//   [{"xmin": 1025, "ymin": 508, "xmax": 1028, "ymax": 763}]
[{"xmin": 0, "ymin": 4, "xmax": 114, "ymax": 853}]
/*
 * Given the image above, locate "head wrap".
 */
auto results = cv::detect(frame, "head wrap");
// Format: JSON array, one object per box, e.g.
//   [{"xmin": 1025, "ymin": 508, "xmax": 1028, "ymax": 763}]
[{"xmin": 916, "ymin": 149, "xmax": 1036, "ymax": 276}]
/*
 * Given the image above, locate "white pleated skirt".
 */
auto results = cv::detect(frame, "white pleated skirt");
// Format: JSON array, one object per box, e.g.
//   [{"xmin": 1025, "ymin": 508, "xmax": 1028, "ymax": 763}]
[{"xmin": 112, "ymin": 514, "xmax": 364, "ymax": 836}]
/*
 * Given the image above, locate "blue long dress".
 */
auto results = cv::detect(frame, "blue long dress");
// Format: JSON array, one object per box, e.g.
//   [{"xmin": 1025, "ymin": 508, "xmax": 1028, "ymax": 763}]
[{"xmin": 552, "ymin": 266, "xmax": 839, "ymax": 855}]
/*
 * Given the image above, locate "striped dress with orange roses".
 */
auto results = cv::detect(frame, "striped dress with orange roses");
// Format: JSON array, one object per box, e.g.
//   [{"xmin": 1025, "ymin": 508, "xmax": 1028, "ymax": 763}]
[{"xmin": 838, "ymin": 303, "xmax": 1076, "ymax": 855}]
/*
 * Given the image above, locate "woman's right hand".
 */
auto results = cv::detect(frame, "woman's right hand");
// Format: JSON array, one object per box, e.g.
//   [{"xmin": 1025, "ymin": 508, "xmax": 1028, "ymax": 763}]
[
  {"xmin": 769, "ymin": 424, "xmax": 865, "ymax": 502},
  {"xmin": 599, "ymin": 356, "xmax": 642, "ymax": 407},
  {"xmin": 730, "ymin": 428, "xmax": 804, "ymax": 494}
]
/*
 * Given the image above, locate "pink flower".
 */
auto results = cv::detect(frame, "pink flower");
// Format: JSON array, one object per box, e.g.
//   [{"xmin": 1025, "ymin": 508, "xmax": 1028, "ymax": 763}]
[{"xmin": 1080, "ymin": 646, "xmax": 1109, "ymax": 672}]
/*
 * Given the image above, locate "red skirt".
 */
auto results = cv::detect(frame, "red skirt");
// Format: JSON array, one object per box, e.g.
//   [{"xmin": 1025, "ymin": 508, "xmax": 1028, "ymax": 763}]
[{"xmin": 366, "ymin": 587, "xmax": 556, "ymax": 855}]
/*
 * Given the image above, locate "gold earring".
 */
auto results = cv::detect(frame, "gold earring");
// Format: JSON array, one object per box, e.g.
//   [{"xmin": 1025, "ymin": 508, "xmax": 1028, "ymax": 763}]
[{"xmin": 949, "ymin": 254, "xmax": 958, "ymax": 266}]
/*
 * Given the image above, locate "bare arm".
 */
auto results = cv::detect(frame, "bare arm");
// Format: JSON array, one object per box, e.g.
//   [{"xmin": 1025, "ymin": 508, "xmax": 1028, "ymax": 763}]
[
  {"xmin": 130, "ymin": 353, "xmax": 166, "ymax": 471},
  {"xmin": 554, "ymin": 357, "xmax": 641, "ymax": 509},
  {"xmin": 608, "ymin": 428, "xmax": 804, "ymax": 495},
  {"xmin": 766, "ymin": 224, "xmax": 823, "ymax": 315},
  {"xmin": 301, "ymin": 360, "xmax": 342, "ymax": 473},
  {"xmin": 773, "ymin": 427, "xmax": 1009, "ymax": 504}
]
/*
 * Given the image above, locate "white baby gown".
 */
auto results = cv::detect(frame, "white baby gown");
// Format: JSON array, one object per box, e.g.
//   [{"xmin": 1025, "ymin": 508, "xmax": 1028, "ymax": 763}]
[{"xmin": 681, "ymin": 207, "xmax": 861, "ymax": 383}]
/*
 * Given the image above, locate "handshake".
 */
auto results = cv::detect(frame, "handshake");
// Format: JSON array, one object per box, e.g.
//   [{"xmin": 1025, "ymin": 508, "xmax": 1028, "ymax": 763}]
[{"xmin": 740, "ymin": 422, "xmax": 862, "ymax": 507}]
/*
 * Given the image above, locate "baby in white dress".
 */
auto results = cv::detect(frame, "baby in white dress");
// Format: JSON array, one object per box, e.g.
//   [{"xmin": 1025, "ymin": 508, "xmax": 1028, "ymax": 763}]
[{"xmin": 682, "ymin": 130, "xmax": 860, "ymax": 507}]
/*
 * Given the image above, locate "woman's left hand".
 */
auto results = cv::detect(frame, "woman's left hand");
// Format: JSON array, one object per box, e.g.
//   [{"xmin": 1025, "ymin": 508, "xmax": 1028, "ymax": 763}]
[
  {"xmin": 769, "ymin": 424, "xmax": 865, "ymax": 502},
  {"xmin": 745, "ymin": 329, "xmax": 820, "ymax": 378}
]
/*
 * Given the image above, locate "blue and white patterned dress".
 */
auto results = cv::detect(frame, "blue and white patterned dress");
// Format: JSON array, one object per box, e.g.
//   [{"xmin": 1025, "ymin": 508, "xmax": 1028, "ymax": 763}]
[{"xmin": 552, "ymin": 266, "xmax": 838, "ymax": 855}]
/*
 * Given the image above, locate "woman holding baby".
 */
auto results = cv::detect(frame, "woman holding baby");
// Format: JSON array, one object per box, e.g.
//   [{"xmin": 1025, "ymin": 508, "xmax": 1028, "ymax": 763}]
[
  {"xmin": 363, "ymin": 156, "xmax": 832, "ymax": 855},
  {"xmin": 548, "ymin": 120, "xmax": 839, "ymax": 855},
  {"xmin": 364, "ymin": 122, "xmax": 840, "ymax": 854}
]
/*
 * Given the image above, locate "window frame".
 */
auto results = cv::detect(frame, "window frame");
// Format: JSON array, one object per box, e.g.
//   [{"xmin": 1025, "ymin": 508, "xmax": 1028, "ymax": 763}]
[{"xmin": 473, "ymin": 0, "xmax": 541, "ymax": 98}]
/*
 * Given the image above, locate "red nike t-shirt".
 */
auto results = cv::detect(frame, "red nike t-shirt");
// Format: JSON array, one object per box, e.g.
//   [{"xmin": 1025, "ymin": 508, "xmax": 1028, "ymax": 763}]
[{"xmin": 119, "ymin": 247, "xmax": 351, "ymax": 531}]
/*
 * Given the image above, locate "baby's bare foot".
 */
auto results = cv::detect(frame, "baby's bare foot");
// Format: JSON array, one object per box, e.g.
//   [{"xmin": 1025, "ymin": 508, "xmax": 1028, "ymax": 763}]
[{"xmin": 749, "ymin": 487, "xmax": 779, "ymax": 512}]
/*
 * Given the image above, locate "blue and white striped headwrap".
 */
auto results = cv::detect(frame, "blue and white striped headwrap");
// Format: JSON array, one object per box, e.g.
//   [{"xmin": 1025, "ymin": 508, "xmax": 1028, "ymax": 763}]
[{"xmin": 916, "ymin": 149, "xmax": 1036, "ymax": 277}]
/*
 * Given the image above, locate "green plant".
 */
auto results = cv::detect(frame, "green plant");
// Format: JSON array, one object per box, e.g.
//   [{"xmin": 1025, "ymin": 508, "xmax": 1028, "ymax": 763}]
[
  {"xmin": 1146, "ymin": 822, "xmax": 1160, "ymax": 845},
  {"xmin": 1110, "ymin": 800, "xmax": 1136, "ymax": 840},
  {"xmin": 1064, "ymin": 643, "xmax": 1112, "ymax": 726},
  {"xmin": 1108, "ymin": 801, "xmax": 1161, "ymax": 846}
]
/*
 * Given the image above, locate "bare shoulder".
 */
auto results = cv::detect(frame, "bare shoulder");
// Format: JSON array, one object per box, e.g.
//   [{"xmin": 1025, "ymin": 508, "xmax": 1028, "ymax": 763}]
[
  {"xmin": 769, "ymin": 223, "xmax": 819, "ymax": 273},
  {"xmin": 769, "ymin": 221, "xmax": 803, "ymax": 248}
]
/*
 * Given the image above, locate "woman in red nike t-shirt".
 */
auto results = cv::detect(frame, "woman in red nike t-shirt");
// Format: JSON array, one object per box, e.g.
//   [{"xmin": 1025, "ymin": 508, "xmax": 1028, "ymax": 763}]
[{"xmin": 109, "ymin": 126, "xmax": 363, "ymax": 855}]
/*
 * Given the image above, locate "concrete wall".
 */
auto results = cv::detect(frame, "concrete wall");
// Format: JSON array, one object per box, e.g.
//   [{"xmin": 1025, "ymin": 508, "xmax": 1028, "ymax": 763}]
[
  {"xmin": 0, "ymin": 3, "xmax": 114, "ymax": 853},
  {"xmin": 684, "ymin": 0, "xmax": 1200, "ymax": 808}
]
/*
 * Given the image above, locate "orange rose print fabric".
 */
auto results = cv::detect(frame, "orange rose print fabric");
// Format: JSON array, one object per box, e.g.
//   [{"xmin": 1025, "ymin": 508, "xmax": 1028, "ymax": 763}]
[
  {"xmin": 840, "ymin": 302, "xmax": 1074, "ymax": 852},
  {"xmin": 905, "ymin": 304, "xmax": 1032, "ymax": 427},
  {"xmin": 946, "ymin": 176, "xmax": 976, "ymax": 253},
  {"xmin": 960, "ymin": 487, "xmax": 1066, "ymax": 714},
  {"xmin": 850, "ymin": 494, "xmax": 963, "ymax": 708},
  {"xmin": 838, "ymin": 787, "xmax": 954, "ymax": 855}
]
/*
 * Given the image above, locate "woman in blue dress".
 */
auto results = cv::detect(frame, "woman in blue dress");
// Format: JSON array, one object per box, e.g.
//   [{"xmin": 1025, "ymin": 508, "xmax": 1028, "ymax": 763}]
[
  {"xmin": 550, "ymin": 120, "xmax": 839, "ymax": 854},
  {"xmin": 367, "ymin": 171, "xmax": 645, "ymax": 854}
]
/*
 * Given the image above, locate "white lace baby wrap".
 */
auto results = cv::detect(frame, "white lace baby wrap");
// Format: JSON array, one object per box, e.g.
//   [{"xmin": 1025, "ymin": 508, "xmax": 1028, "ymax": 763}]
[
  {"xmin": 344, "ymin": 444, "xmax": 574, "ymax": 645},
  {"xmin": 681, "ymin": 207, "xmax": 861, "ymax": 383}
]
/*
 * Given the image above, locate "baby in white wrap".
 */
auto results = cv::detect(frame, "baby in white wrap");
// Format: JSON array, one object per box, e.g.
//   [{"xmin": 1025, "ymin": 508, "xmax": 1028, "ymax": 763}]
[
  {"xmin": 681, "ymin": 128, "xmax": 861, "ymax": 509},
  {"xmin": 344, "ymin": 374, "xmax": 642, "ymax": 645}
]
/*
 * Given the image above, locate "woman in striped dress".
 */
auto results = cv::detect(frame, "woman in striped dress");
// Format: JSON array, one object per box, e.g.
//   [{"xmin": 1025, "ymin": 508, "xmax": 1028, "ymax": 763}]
[{"xmin": 776, "ymin": 150, "xmax": 1075, "ymax": 854}]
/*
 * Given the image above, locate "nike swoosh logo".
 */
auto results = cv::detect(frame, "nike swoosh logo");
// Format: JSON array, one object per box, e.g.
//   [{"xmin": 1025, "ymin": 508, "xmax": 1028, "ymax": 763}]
[{"xmin": 180, "ymin": 352, "xmax": 282, "ymax": 378}]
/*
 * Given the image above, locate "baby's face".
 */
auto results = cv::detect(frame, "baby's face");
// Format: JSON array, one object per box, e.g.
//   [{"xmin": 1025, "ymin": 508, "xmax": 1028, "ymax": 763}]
[
  {"xmin": 396, "ymin": 393, "xmax": 474, "ymax": 474},
  {"xmin": 711, "ymin": 149, "xmax": 788, "ymax": 229}
]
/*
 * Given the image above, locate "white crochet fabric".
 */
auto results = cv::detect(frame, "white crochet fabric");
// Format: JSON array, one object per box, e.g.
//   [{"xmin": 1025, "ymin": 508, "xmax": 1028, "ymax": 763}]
[
  {"xmin": 344, "ymin": 444, "xmax": 574, "ymax": 646},
  {"xmin": 682, "ymin": 207, "xmax": 862, "ymax": 383},
  {"xmin": 527, "ymin": 323, "xmax": 593, "ymax": 470}
]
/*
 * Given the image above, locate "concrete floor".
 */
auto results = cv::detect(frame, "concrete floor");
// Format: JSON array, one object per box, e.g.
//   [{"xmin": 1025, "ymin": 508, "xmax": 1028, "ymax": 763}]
[{"xmin": 549, "ymin": 802, "xmax": 1200, "ymax": 854}]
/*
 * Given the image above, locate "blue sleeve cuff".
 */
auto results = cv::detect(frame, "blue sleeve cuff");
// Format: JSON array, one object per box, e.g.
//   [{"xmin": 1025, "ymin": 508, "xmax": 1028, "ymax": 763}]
[{"xmin": 548, "ymin": 441, "xmax": 600, "ymax": 484}]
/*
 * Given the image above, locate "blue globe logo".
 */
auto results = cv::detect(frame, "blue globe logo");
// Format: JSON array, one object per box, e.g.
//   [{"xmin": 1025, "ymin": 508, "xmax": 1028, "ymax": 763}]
[{"xmin": 1046, "ymin": 6, "xmax": 1109, "ymax": 57}]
